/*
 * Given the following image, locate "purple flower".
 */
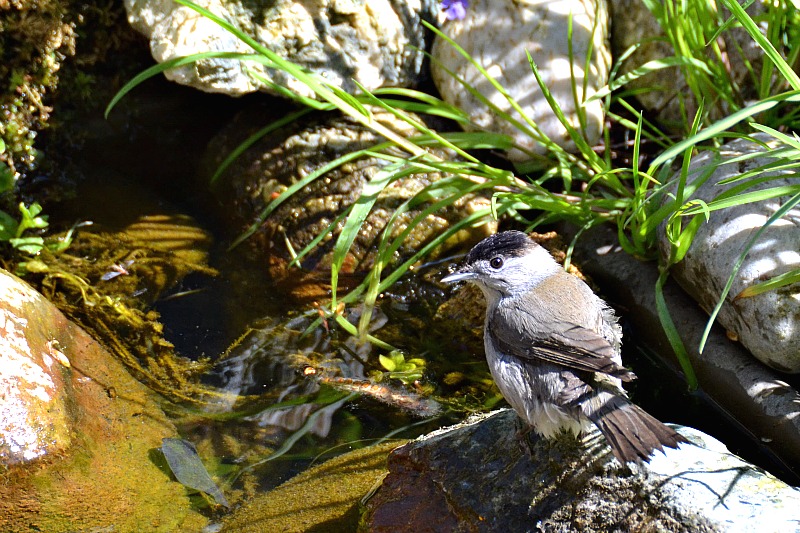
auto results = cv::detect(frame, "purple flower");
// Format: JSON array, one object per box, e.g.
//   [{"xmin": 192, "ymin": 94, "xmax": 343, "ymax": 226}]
[{"xmin": 441, "ymin": 0, "xmax": 468, "ymax": 21}]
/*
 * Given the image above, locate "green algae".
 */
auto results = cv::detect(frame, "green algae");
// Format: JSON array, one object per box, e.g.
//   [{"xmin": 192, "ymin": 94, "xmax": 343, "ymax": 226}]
[
  {"xmin": 222, "ymin": 441, "xmax": 402, "ymax": 533},
  {"xmin": 0, "ymin": 0, "xmax": 75, "ymax": 180},
  {"xmin": 20, "ymin": 215, "xmax": 221, "ymax": 406}
]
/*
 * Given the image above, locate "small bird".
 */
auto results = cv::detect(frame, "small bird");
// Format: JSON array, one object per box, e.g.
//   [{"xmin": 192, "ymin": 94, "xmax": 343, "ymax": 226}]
[{"xmin": 442, "ymin": 230, "xmax": 686, "ymax": 463}]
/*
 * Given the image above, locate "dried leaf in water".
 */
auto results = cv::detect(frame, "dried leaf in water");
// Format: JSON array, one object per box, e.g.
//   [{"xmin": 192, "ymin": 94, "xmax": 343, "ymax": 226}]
[{"xmin": 161, "ymin": 437, "xmax": 229, "ymax": 508}]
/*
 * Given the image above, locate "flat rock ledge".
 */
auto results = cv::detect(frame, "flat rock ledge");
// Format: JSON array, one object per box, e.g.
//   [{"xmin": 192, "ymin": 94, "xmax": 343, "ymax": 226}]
[{"xmin": 360, "ymin": 409, "xmax": 800, "ymax": 533}]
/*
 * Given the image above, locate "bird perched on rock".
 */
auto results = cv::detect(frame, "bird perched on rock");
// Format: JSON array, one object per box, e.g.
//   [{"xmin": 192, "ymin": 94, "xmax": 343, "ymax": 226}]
[{"xmin": 442, "ymin": 230, "xmax": 686, "ymax": 463}]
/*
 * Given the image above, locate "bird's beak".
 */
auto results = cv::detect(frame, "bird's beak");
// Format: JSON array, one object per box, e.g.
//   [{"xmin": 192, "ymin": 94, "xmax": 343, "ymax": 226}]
[{"xmin": 441, "ymin": 267, "xmax": 478, "ymax": 284}]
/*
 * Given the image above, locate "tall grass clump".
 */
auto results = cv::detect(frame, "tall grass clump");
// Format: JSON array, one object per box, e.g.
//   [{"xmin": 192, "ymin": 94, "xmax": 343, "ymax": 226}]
[{"xmin": 108, "ymin": 0, "xmax": 800, "ymax": 390}]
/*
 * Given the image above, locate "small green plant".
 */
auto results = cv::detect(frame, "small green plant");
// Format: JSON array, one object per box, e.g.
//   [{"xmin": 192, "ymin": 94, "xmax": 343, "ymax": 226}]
[
  {"xmin": 0, "ymin": 200, "xmax": 78, "ymax": 258},
  {"xmin": 378, "ymin": 350, "xmax": 427, "ymax": 384},
  {"xmin": 0, "ymin": 202, "xmax": 50, "ymax": 254}
]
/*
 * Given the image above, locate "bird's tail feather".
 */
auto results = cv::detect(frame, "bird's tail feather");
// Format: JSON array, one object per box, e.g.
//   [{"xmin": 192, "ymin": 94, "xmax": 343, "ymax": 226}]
[{"xmin": 586, "ymin": 397, "xmax": 687, "ymax": 464}]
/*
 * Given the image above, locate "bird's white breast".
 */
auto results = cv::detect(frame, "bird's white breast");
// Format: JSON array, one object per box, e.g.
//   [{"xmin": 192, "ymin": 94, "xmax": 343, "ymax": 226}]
[{"xmin": 484, "ymin": 335, "xmax": 592, "ymax": 439}]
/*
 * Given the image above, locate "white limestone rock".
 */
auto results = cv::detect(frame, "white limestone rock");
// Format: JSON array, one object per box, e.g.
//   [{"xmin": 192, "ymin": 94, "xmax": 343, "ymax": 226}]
[
  {"xmin": 125, "ymin": 0, "xmax": 435, "ymax": 97},
  {"xmin": 431, "ymin": 0, "xmax": 611, "ymax": 161},
  {"xmin": 659, "ymin": 133, "xmax": 800, "ymax": 373}
]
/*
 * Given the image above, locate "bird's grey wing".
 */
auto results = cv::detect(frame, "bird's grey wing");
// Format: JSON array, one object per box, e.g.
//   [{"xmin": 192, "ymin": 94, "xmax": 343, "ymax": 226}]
[
  {"xmin": 488, "ymin": 318, "xmax": 636, "ymax": 382},
  {"xmin": 557, "ymin": 370, "xmax": 595, "ymax": 405}
]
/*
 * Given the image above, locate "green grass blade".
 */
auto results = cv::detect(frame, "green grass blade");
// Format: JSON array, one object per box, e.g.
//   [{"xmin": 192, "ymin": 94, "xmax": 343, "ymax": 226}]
[
  {"xmin": 720, "ymin": 0, "xmax": 800, "ymax": 90},
  {"xmin": 655, "ymin": 269, "xmax": 698, "ymax": 390},
  {"xmin": 210, "ymin": 108, "xmax": 315, "ymax": 184},
  {"xmin": 648, "ymin": 90, "xmax": 800, "ymax": 171},
  {"xmin": 228, "ymin": 146, "xmax": 386, "ymax": 250},
  {"xmin": 736, "ymin": 268, "xmax": 800, "ymax": 299},
  {"xmin": 330, "ymin": 163, "xmax": 402, "ymax": 305},
  {"xmin": 333, "ymin": 314, "xmax": 395, "ymax": 350},
  {"xmin": 287, "ymin": 210, "xmax": 350, "ymax": 269},
  {"xmin": 106, "ymin": 51, "xmax": 263, "ymax": 118},
  {"xmin": 678, "ymin": 185, "xmax": 800, "ymax": 215},
  {"xmin": 356, "ymin": 174, "xmax": 493, "ymax": 336}
]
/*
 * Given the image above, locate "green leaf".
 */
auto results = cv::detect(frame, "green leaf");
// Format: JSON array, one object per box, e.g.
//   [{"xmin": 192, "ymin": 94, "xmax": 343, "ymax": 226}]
[
  {"xmin": 378, "ymin": 354, "xmax": 396, "ymax": 372},
  {"xmin": 9, "ymin": 236, "xmax": 44, "ymax": 255},
  {"xmin": 655, "ymin": 270, "xmax": 698, "ymax": 390},
  {"xmin": 330, "ymin": 164, "xmax": 396, "ymax": 303},
  {"xmin": 0, "ymin": 210, "xmax": 18, "ymax": 240},
  {"xmin": 678, "ymin": 185, "xmax": 800, "ymax": 215},
  {"xmin": 16, "ymin": 202, "xmax": 49, "ymax": 236},
  {"xmin": 0, "ymin": 162, "xmax": 14, "ymax": 194},
  {"xmin": 160, "ymin": 438, "xmax": 229, "ymax": 508}
]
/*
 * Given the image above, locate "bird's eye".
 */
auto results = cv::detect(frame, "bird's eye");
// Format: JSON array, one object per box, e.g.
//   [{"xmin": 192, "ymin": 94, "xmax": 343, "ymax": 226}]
[{"xmin": 489, "ymin": 256, "xmax": 504, "ymax": 269}]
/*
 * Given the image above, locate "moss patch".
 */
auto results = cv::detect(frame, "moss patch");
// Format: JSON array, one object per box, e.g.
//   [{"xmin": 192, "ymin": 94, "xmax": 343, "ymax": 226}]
[{"xmin": 222, "ymin": 441, "xmax": 402, "ymax": 533}]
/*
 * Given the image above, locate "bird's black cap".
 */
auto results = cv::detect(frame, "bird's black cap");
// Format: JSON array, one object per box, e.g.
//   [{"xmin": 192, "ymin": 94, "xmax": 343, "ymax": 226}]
[{"xmin": 465, "ymin": 230, "xmax": 537, "ymax": 264}]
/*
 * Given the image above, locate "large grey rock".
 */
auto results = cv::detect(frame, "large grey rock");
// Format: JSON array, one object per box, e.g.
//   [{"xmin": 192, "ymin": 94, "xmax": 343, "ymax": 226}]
[
  {"xmin": 125, "ymin": 0, "xmax": 435, "ymax": 97},
  {"xmin": 432, "ymin": 0, "xmax": 611, "ymax": 161},
  {"xmin": 658, "ymin": 134, "xmax": 800, "ymax": 373},
  {"xmin": 361, "ymin": 409, "xmax": 800, "ymax": 532}
]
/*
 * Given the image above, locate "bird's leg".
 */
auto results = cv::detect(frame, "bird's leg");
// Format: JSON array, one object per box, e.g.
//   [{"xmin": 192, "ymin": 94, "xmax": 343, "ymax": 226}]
[{"xmin": 513, "ymin": 416, "xmax": 536, "ymax": 456}]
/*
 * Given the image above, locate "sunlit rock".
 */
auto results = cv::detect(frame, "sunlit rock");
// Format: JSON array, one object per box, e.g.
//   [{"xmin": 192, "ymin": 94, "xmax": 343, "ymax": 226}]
[
  {"xmin": 360, "ymin": 409, "xmax": 800, "ymax": 531},
  {"xmin": 125, "ymin": 0, "xmax": 435, "ymax": 97},
  {"xmin": 658, "ymin": 134, "xmax": 800, "ymax": 373},
  {"xmin": 431, "ymin": 0, "xmax": 611, "ymax": 161},
  {"xmin": 0, "ymin": 271, "xmax": 72, "ymax": 465}
]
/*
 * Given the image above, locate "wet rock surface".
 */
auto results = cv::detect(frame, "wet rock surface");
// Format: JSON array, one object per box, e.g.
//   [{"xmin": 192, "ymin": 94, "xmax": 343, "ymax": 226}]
[
  {"xmin": 205, "ymin": 104, "xmax": 496, "ymax": 301},
  {"xmin": 432, "ymin": 0, "xmax": 610, "ymax": 160},
  {"xmin": 0, "ymin": 269, "xmax": 207, "ymax": 532},
  {"xmin": 125, "ymin": 0, "xmax": 436, "ymax": 97},
  {"xmin": 658, "ymin": 134, "xmax": 800, "ymax": 373},
  {"xmin": 360, "ymin": 409, "xmax": 800, "ymax": 533},
  {"xmin": 0, "ymin": 270, "xmax": 73, "ymax": 465}
]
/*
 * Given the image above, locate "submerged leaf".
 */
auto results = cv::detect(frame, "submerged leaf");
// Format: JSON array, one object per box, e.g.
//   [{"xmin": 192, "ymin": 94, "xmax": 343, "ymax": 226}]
[{"xmin": 161, "ymin": 438, "xmax": 229, "ymax": 508}]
